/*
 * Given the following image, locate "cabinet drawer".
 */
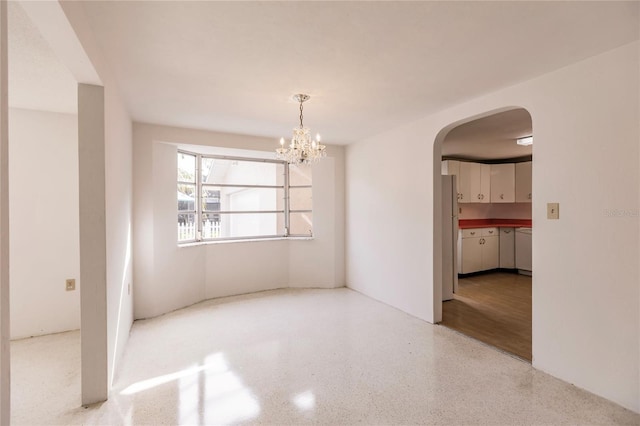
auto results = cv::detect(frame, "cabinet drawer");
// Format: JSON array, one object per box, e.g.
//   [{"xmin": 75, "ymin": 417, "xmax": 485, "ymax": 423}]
[
  {"xmin": 461, "ymin": 227, "xmax": 498, "ymax": 238},
  {"xmin": 461, "ymin": 228, "xmax": 482, "ymax": 238},
  {"xmin": 500, "ymin": 227, "xmax": 515, "ymax": 236},
  {"xmin": 481, "ymin": 227, "xmax": 498, "ymax": 237}
]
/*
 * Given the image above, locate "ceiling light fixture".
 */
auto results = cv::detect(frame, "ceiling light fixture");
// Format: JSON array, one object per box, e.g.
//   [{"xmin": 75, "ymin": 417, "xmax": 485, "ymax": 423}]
[
  {"xmin": 276, "ymin": 94, "xmax": 326, "ymax": 165},
  {"xmin": 517, "ymin": 136, "xmax": 533, "ymax": 146}
]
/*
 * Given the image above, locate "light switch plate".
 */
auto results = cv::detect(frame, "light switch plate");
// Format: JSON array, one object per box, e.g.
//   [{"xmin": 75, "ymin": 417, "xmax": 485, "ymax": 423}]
[{"xmin": 547, "ymin": 203, "xmax": 559, "ymax": 220}]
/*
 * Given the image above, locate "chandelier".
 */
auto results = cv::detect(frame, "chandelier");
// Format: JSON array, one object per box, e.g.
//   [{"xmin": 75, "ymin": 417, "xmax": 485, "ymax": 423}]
[{"xmin": 276, "ymin": 94, "xmax": 326, "ymax": 165}]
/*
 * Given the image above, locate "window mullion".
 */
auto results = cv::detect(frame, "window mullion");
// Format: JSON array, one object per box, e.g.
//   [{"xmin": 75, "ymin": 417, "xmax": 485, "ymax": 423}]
[
  {"xmin": 196, "ymin": 154, "xmax": 202, "ymax": 241},
  {"xmin": 284, "ymin": 162, "xmax": 290, "ymax": 236}
]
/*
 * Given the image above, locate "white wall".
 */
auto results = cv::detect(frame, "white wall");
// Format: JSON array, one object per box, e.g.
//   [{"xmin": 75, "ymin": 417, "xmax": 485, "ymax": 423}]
[
  {"xmin": 77, "ymin": 83, "xmax": 108, "ymax": 404},
  {"xmin": 0, "ymin": 4, "xmax": 9, "ymax": 421},
  {"xmin": 133, "ymin": 123, "xmax": 344, "ymax": 320},
  {"xmin": 60, "ymin": 1, "xmax": 134, "ymax": 395},
  {"xmin": 104, "ymin": 87, "xmax": 133, "ymax": 388},
  {"xmin": 9, "ymin": 108, "xmax": 79, "ymax": 339},
  {"xmin": 346, "ymin": 42, "xmax": 639, "ymax": 412}
]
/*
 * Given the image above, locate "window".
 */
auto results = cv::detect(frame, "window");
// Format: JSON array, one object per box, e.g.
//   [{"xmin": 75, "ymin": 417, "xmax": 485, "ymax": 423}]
[{"xmin": 177, "ymin": 151, "xmax": 313, "ymax": 243}]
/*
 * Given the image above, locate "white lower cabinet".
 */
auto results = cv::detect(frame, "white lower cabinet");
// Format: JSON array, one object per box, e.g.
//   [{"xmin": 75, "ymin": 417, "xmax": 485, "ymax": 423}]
[
  {"xmin": 483, "ymin": 234, "xmax": 499, "ymax": 270},
  {"xmin": 499, "ymin": 227, "xmax": 515, "ymax": 268},
  {"xmin": 457, "ymin": 228, "xmax": 499, "ymax": 274},
  {"xmin": 515, "ymin": 228, "xmax": 532, "ymax": 271},
  {"xmin": 460, "ymin": 236, "xmax": 482, "ymax": 274}
]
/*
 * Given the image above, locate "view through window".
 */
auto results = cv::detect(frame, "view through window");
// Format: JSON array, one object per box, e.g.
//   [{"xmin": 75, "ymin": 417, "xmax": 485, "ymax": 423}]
[{"xmin": 177, "ymin": 151, "xmax": 312, "ymax": 242}]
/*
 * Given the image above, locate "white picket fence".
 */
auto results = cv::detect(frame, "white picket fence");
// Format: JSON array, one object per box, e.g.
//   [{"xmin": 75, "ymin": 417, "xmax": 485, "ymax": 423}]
[{"xmin": 178, "ymin": 220, "xmax": 221, "ymax": 241}]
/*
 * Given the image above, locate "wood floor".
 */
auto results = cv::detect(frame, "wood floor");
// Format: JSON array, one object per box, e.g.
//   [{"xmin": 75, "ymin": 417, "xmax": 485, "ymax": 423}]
[{"xmin": 441, "ymin": 271, "xmax": 532, "ymax": 361}]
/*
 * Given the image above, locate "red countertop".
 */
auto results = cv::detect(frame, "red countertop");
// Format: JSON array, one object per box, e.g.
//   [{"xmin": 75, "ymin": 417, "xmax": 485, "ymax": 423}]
[{"xmin": 458, "ymin": 219, "xmax": 532, "ymax": 229}]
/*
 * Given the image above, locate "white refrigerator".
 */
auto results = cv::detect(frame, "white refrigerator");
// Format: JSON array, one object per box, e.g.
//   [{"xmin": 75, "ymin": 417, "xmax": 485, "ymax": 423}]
[{"xmin": 441, "ymin": 175, "xmax": 459, "ymax": 301}]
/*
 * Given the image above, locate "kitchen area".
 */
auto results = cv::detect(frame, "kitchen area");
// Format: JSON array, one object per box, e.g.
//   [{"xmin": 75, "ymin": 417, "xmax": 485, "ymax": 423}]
[
  {"xmin": 444, "ymin": 159, "xmax": 532, "ymax": 276},
  {"xmin": 439, "ymin": 108, "xmax": 533, "ymax": 361}
]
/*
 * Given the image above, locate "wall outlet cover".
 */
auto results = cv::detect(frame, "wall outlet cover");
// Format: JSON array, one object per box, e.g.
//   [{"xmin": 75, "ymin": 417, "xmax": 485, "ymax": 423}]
[{"xmin": 65, "ymin": 279, "xmax": 76, "ymax": 291}]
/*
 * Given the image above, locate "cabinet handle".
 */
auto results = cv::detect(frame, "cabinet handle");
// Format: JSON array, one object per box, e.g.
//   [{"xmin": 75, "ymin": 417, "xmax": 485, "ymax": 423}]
[
  {"xmin": 470, "ymin": 231, "xmax": 476, "ymax": 235},
  {"xmin": 480, "ymin": 238, "xmax": 485, "ymax": 245},
  {"xmin": 504, "ymin": 230, "xmax": 511, "ymax": 234},
  {"xmin": 500, "ymin": 194, "xmax": 504, "ymax": 199},
  {"xmin": 481, "ymin": 194, "xmax": 485, "ymax": 200},
  {"xmin": 477, "ymin": 194, "xmax": 481, "ymax": 200},
  {"xmin": 528, "ymin": 193, "xmax": 532, "ymax": 199},
  {"xmin": 488, "ymin": 230, "xmax": 494, "ymax": 234},
  {"xmin": 460, "ymin": 194, "xmax": 464, "ymax": 200}
]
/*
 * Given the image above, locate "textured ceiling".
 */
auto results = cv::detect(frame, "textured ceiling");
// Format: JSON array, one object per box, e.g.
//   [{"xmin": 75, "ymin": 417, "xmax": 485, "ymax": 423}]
[{"xmin": 8, "ymin": 2, "xmax": 77, "ymax": 114}]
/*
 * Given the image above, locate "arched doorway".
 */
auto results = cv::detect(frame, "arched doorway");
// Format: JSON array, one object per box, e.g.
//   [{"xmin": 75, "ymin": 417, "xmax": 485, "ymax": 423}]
[{"xmin": 433, "ymin": 107, "xmax": 533, "ymax": 361}]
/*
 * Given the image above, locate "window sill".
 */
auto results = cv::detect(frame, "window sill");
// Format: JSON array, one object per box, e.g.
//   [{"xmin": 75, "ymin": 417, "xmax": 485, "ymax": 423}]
[{"xmin": 178, "ymin": 236, "xmax": 314, "ymax": 248}]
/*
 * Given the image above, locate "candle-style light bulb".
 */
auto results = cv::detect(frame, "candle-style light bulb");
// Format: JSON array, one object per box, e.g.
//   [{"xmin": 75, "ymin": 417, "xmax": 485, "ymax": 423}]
[
  {"xmin": 316, "ymin": 133, "xmax": 321, "ymax": 142},
  {"xmin": 279, "ymin": 137, "xmax": 285, "ymax": 146},
  {"xmin": 312, "ymin": 140, "xmax": 317, "ymax": 149}
]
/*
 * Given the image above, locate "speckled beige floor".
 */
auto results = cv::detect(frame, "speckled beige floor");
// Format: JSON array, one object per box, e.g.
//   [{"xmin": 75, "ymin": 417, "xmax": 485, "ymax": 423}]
[{"xmin": 11, "ymin": 288, "xmax": 640, "ymax": 425}]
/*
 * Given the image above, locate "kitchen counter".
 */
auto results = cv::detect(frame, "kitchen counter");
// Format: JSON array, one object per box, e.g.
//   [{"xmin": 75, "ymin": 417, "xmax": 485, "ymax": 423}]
[{"xmin": 458, "ymin": 219, "xmax": 532, "ymax": 229}]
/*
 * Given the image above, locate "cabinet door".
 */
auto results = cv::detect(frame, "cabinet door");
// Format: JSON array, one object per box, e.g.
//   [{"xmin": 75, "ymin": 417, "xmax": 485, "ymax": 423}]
[
  {"xmin": 459, "ymin": 162, "xmax": 479, "ymax": 203},
  {"xmin": 490, "ymin": 164, "xmax": 515, "ymax": 203},
  {"xmin": 481, "ymin": 235, "xmax": 500, "ymax": 270},
  {"xmin": 479, "ymin": 164, "xmax": 491, "ymax": 203},
  {"xmin": 499, "ymin": 228, "xmax": 515, "ymax": 268},
  {"xmin": 515, "ymin": 161, "xmax": 532, "ymax": 203},
  {"xmin": 461, "ymin": 237, "xmax": 483, "ymax": 273},
  {"xmin": 459, "ymin": 162, "xmax": 490, "ymax": 203},
  {"xmin": 515, "ymin": 231, "xmax": 532, "ymax": 271}
]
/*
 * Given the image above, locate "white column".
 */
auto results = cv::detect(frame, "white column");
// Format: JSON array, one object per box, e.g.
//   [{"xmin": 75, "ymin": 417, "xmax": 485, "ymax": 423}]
[
  {"xmin": 0, "ymin": 1, "xmax": 11, "ymax": 425},
  {"xmin": 0, "ymin": 1, "xmax": 8, "ymax": 422},
  {"xmin": 78, "ymin": 84, "xmax": 108, "ymax": 405}
]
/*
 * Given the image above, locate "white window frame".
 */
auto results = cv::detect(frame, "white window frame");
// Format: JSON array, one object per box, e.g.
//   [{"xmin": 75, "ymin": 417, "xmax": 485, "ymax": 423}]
[{"xmin": 178, "ymin": 149, "xmax": 313, "ymax": 243}]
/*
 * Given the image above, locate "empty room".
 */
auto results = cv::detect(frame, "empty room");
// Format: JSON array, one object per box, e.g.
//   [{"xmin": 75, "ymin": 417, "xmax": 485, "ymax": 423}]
[{"xmin": 1, "ymin": 1, "xmax": 639, "ymax": 425}]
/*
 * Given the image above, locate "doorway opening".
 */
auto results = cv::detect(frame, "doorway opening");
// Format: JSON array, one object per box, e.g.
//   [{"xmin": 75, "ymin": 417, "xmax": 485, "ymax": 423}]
[
  {"xmin": 8, "ymin": 1, "xmax": 83, "ymax": 420},
  {"xmin": 435, "ymin": 108, "xmax": 533, "ymax": 361}
]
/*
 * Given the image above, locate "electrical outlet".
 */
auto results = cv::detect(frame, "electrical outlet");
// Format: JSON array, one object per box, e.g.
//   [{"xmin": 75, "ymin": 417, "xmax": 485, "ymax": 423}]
[
  {"xmin": 66, "ymin": 279, "xmax": 76, "ymax": 291},
  {"xmin": 547, "ymin": 203, "xmax": 560, "ymax": 220}
]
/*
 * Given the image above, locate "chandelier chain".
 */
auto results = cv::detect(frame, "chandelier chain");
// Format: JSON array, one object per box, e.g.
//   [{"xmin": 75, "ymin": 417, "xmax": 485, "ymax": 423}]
[{"xmin": 299, "ymin": 102, "xmax": 304, "ymax": 128}]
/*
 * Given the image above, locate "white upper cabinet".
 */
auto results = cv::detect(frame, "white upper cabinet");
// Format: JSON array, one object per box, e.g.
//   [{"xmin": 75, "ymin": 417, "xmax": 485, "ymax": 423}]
[
  {"xmin": 458, "ymin": 162, "xmax": 475, "ymax": 203},
  {"xmin": 443, "ymin": 159, "xmax": 531, "ymax": 204},
  {"xmin": 490, "ymin": 163, "xmax": 515, "ymax": 203},
  {"xmin": 479, "ymin": 164, "xmax": 491, "ymax": 203},
  {"xmin": 459, "ymin": 162, "xmax": 490, "ymax": 203},
  {"xmin": 441, "ymin": 160, "xmax": 461, "ymax": 200},
  {"xmin": 515, "ymin": 161, "xmax": 533, "ymax": 203},
  {"xmin": 462, "ymin": 162, "xmax": 478, "ymax": 203}
]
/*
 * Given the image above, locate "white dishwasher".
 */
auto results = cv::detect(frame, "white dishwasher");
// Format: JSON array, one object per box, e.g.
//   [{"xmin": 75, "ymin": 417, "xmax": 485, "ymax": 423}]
[{"xmin": 515, "ymin": 227, "xmax": 532, "ymax": 274}]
